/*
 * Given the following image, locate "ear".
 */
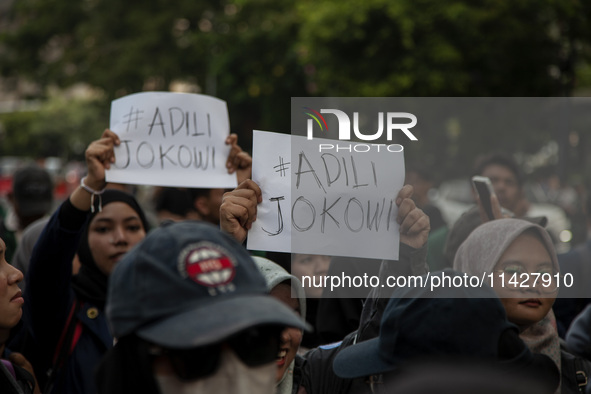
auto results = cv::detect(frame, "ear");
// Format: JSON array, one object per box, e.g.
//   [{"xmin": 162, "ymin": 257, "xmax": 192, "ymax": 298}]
[{"xmin": 194, "ymin": 196, "xmax": 211, "ymax": 217}]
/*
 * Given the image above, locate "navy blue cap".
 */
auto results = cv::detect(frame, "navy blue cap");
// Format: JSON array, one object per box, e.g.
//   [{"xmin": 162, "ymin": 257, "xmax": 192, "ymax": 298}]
[
  {"xmin": 12, "ymin": 165, "xmax": 53, "ymax": 217},
  {"xmin": 107, "ymin": 220, "xmax": 309, "ymax": 348},
  {"xmin": 333, "ymin": 269, "xmax": 519, "ymax": 379}
]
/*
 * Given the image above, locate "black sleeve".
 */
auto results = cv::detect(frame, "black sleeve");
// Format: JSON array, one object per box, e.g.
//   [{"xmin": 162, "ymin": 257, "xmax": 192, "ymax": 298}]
[
  {"xmin": 300, "ymin": 334, "xmax": 356, "ymax": 394},
  {"xmin": 316, "ymin": 257, "xmax": 381, "ymax": 344},
  {"xmin": 356, "ymin": 243, "xmax": 428, "ymax": 342}
]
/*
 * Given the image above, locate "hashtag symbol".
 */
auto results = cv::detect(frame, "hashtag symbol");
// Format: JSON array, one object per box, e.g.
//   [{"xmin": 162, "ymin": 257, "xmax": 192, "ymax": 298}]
[
  {"xmin": 122, "ymin": 106, "xmax": 144, "ymax": 131},
  {"xmin": 273, "ymin": 156, "xmax": 290, "ymax": 177}
]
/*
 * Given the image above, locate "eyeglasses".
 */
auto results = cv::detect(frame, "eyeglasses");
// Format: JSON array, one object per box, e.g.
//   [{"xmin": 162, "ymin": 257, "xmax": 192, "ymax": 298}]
[
  {"xmin": 149, "ymin": 325, "xmax": 282, "ymax": 381},
  {"xmin": 366, "ymin": 373, "xmax": 399, "ymax": 394},
  {"xmin": 367, "ymin": 374, "xmax": 384, "ymax": 394},
  {"xmin": 494, "ymin": 264, "xmax": 559, "ymax": 294}
]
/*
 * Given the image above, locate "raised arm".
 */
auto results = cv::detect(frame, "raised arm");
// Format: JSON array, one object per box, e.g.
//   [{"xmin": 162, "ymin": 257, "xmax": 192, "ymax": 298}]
[
  {"xmin": 356, "ymin": 184, "xmax": 431, "ymax": 342},
  {"xmin": 24, "ymin": 129, "xmax": 120, "ymax": 363},
  {"xmin": 71, "ymin": 129, "xmax": 119, "ymax": 211}
]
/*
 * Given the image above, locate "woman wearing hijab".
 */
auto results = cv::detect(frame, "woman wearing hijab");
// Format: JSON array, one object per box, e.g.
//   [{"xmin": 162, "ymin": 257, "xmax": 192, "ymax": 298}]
[
  {"xmin": 453, "ymin": 218, "xmax": 566, "ymax": 392},
  {"xmin": 20, "ymin": 130, "xmax": 149, "ymax": 394},
  {"xmin": 253, "ymin": 256, "xmax": 308, "ymax": 394}
]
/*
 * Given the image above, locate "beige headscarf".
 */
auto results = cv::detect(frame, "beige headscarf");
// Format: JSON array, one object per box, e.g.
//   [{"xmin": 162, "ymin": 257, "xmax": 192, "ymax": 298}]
[
  {"xmin": 252, "ymin": 256, "xmax": 307, "ymax": 394},
  {"xmin": 452, "ymin": 218, "xmax": 561, "ymax": 383}
]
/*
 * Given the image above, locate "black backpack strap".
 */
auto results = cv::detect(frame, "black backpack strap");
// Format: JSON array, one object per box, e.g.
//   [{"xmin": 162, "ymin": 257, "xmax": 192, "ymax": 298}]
[
  {"xmin": 574, "ymin": 358, "xmax": 589, "ymax": 391},
  {"xmin": 0, "ymin": 360, "xmax": 23, "ymax": 394}
]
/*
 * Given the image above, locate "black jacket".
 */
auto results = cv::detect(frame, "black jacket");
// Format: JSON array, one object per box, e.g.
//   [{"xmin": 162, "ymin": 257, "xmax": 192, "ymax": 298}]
[{"xmin": 299, "ymin": 244, "xmax": 429, "ymax": 394}]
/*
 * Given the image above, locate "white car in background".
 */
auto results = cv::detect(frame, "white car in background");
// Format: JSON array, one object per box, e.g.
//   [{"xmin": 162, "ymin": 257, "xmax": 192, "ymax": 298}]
[{"xmin": 430, "ymin": 178, "xmax": 572, "ymax": 253}]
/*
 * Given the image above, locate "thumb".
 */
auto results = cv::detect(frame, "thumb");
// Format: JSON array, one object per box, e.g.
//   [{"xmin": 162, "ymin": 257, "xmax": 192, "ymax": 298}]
[{"xmin": 8, "ymin": 352, "xmax": 27, "ymax": 367}]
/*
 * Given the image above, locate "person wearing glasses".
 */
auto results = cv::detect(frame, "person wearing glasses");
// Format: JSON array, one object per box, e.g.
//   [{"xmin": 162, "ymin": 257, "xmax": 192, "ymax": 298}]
[
  {"xmin": 95, "ymin": 220, "xmax": 308, "ymax": 394},
  {"xmin": 453, "ymin": 218, "xmax": 571, "ymax": 392}
]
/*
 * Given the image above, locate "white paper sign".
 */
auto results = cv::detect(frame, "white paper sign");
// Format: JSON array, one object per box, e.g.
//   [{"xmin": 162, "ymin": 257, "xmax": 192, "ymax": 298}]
[
  {"xmin": 247, "ymin": 131, "xmax": 293, "ymax": 253},
  {"xmin": 107, "ymin": 92, "xmax": 237, "ymax": 188},
  {"xmin": 247, "ymin": 130, "xmax": 405, "ymax": 261}
]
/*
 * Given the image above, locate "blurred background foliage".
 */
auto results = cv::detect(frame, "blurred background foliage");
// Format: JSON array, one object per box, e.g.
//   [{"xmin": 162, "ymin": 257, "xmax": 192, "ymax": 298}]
[{"xmin": 0, "ymin": 0, "xmax": 590, "ymax": 183}]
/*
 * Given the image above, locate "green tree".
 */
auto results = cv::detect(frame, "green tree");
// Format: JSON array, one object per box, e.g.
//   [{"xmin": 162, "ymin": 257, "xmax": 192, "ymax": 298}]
[
  {"xmin": 203, "ymin": 0, "xmax": 307, "ymax": 148},
  {"xmin": 1, "ymin": 0, "xmax": 307, "ymax": 152},
  {"xmin": 1, "ymin": 0, "xmax": 590, "ymax": 179},
  {"xmin": 296, "ymin": 0, "xmax": 590, "ymax": 180},
  {"xmin": 297, "ymin": 0, "xmax": 588, "ymax": 97},
  {"xmin": 0, "ymin": 94, "xmax": 108, "ymax": 159},
  {"xmin": 1, "ymin": 0, "xmax": 219, "ymax": 97}
]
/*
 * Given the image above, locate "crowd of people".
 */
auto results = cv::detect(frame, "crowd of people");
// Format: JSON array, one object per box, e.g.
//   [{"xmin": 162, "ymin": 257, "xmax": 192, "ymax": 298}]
[{"xmin": 0, "ymin": 126, "xmax": 590, "ymax": 394}]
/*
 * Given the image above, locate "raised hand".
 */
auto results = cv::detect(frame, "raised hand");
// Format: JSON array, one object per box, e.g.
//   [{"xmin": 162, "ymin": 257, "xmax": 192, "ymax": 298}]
[
  {"xmin": 396, "ymin": 184, "xmax": 430, "ymax": 250},
  {"xmin": 71, "ymin": 129, "xmax": 120, "ymax": 211},
  {"xmin": 219, "ymin": 179, "xmax": 262, "ymax": 243},
  {"xmin": 225, "ymin": 133, "xmax": 252, "ymax": 184}
]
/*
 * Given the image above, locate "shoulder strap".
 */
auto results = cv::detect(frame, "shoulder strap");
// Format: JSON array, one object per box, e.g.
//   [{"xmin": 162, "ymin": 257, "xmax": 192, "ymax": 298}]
[
  {"xmin": 0, "ymin": 359, "xmax": 16, "ymax": 380},
  {"xmin": 574, "ymin": 358, "xmax": 589, "ymax": 390},
  {"xmin": 561, "ymin": 341, "xmax": 590, "ymax": 393},
  {"xmin": 0, "ymin": 360, "xmax": 23, "ymax": 394},
  {"xmin": 44, "ymin": 299, "xmax": 83, "ymax": 393}
]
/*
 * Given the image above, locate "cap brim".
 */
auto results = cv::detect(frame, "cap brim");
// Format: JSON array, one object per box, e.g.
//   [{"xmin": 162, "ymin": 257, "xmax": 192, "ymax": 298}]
[
  {"xmin": 136, "ymin": 294, "xmax": 312, "ymax": 348},
  {"xmin": 333, "ymin": 337, "xmax": 398, "ymax": 379}
]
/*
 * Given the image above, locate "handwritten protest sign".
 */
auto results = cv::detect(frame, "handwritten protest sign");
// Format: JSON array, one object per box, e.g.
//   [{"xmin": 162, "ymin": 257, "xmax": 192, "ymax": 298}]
[
  {"xmin": 107, "ymin": 92, "xmax": 237, "ymax": 188},
  {"xmin": 247, "ymin": 130, "xmax": 405, "ymax": 261}
]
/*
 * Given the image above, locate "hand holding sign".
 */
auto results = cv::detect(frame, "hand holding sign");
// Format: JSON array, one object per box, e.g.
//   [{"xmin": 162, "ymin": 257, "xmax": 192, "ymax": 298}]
[
  {"xmin": 225, "ymin": 133, "xmax": 253, "ymax": 184},
  {"xmin": 85, "ymin": 129, "xmax": 120, "ymax": 190},
  {"xmin": 396, "ymin": 185, "xmax": 430, "ymax": 250},
  {"xmin": 220, "ymin": 180, "xmax": 262, "ymax": 243}
]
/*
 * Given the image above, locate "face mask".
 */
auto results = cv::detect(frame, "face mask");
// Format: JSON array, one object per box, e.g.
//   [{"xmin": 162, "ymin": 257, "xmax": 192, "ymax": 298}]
[{"xmin": 155, "ymin": 348, "xmax": 276, "ymax": 394}]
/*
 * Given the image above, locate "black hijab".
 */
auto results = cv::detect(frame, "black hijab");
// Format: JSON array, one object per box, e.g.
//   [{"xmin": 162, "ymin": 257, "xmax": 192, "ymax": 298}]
[{"xmin": 71, "ymin": 190, "xmax": 149, "ymax": 310}]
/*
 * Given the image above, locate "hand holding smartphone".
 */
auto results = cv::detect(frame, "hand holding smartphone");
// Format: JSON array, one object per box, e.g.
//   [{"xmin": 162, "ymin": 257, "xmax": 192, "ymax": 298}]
[{"xmin": 471, "ymin": 176, "xmax": 496, "ymax": 221}]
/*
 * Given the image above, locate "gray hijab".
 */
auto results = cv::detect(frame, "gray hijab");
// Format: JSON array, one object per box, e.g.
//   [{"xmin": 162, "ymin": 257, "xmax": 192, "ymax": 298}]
[
  {"xmin": 452, "ymin": 218, "xmax": 561, "ymax": 391},
  {"xmin": 453, "ymin": 218, "xmax": 558, "ymax": 278},
  {"xmin": 252, "ymin": 256, "xmax": 307, "ymax": 394}
]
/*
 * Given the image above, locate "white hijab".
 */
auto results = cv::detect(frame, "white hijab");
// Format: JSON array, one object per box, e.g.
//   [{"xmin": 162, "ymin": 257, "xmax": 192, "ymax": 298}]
[{"xmin": 252, "ymin": 256, "xmax": 307, "ymax": 394}]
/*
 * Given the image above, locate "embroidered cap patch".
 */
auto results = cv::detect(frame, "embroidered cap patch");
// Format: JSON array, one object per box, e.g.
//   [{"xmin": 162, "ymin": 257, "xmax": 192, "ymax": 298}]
[{"xmin": 178, "ymin": 242, "xmax": 237, "ymax": 288}]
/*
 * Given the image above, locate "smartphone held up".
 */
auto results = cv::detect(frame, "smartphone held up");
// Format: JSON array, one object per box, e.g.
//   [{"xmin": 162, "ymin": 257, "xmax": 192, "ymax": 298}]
[{"xmin": 471, "ymin": 176, "xmax": 496, "ymax": 221}]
